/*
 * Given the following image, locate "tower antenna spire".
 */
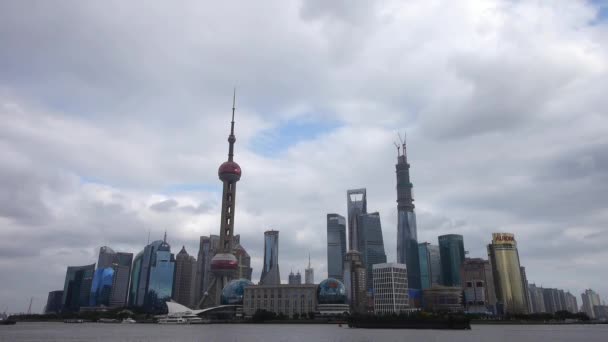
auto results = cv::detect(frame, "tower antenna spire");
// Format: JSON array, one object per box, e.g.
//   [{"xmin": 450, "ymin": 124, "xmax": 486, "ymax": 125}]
[{"xmin": 228, "ymin": 88, "xmax": 237, "ymax": 161}]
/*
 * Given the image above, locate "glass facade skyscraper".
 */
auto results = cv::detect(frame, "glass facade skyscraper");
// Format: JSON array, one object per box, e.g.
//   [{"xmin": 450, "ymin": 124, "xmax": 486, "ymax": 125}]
[
  {"xmin": 395, "ymin": 139, "xmax": 421, "ymax": 294},
  {"xmin": 129, "ymin": 237, "xmax": 176, "ymax": 313},
  {"xmin": 173, "ymin": 246, "xmax": 197, "ymax": 307},
  {"xmin": 326, "ymin": 213, "xmax": 346, "ymax": 281},
  {"xmin": 438, "ymin": 234, "xmax": 465, "ymax": 287},
  {"xmin": 418, "ymin": 242, "xmax": 441, "ymax": 289},
  {"xmin": 62, "ymin": 264, "xmax": 95, "ymax": 312},
  {"xmin": 259, "ymin": 230, "xmax": 280, "ymax": 285},
  {"xmin": 358, "ymin": 212, "xmax": 387, "ymax": 291},
  {"xmin": 45, "ymin": 290, "xmax": 64, "ymax": 314},
  {"xmin": 90, "ymin": 246, "xmax": 133, "ymax": 308}
]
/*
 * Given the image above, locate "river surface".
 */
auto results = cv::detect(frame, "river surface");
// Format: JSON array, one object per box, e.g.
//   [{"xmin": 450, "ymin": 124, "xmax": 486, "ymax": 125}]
[{"xmin": 1, "ymin": 322, "xmax": 607, "ymax": 342}]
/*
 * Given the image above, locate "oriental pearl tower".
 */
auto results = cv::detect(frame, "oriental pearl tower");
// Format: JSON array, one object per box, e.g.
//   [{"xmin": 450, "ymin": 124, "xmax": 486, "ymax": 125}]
[{"xmin": 201, "ymin": 90, "xmax": 242, "ymax": 308}]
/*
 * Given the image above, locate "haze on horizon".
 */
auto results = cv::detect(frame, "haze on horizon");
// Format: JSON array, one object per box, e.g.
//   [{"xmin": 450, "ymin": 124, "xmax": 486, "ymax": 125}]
[{"xmin": 1, "ymin": 0, "xmax": 607, "ymax": 313}]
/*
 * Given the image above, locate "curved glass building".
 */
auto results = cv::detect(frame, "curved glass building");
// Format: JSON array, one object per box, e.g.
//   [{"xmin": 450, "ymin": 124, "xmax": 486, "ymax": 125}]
[
  {"xmin": 259, "ymin": 230, "xmax": 280, "ymax": 285},
  {"xmin": 90, "ymin": 267, "xmax": 115, "ymax": 306},
  {"xmin": 221, "ymin": 279, "xmax": 253, "ymax": 305},
  {"xmin": 438, "ymin": 234, "xmax": 465, "ymax": 287},
  {"xmin": 317, "ymin": 278, "xmax": 347, "ymax": 304},
  {"xmin": 62, "ymin": 264, "xmax": 95, "ymax": 312},
  {"xmin": 488, "ymin": 233, "xmax": 528, "ymax": 314}
]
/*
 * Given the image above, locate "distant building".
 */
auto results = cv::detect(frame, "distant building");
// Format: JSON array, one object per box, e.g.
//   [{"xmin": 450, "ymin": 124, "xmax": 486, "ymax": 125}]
[
  {"xmin": 194, "ymin": 235, "xmax": 219, "ymax": 307},
  {"xmin": 593, "ymin": 305, "xmax": 608, "ymax": 320},
  {"xmin": 173, "ymin": 246, "xmax": 197, "ymax": 308},
  {"xmin": 372, "ymin": 263, "xmax": 409, "ymax": 314},
  {"xmin": 259, "ymin": 230, "xmax": 281, "ymax": 285},
  {"xmin": 89, "ymin": 246, "xmax": 133, "ymax": 308},
  {"xmin": 582, "ymin": 289, "xmax": 601, "ymax": 319},
  {"xmin": 418, "ymin": 242, "xmax": 442, "ymax": 289},
  {"xmin": 395, "ymin": 138, "xmax": 421, "ymax": 293},
  {"xmin": 62, "ymin": 264, "xmax": 95, "ymax": 312},
  {"xmin": 487, "ymin": 233, "xmax": 528, "ymax": 315},
  {"xmin": 288, "ymin": 271, "xmax": 302, "ymax": 285},
  {"xmin": 422, "ymin": 286, "xmax": 464, "ymax": 312},
  {"xmin": 233, "ymin": 235, "xmax": 253, "ymax": 281},
  {"xmin": 565, "ymin": 291, "xmax": 578, "ymax": 313},
  {"xmin": 45, "ymin": 290, "xmax": 63, "ymax": 314},
  {"xmin": 542, "ymin": 288, "xmax": 561, "ymax": 314},
  {"xmin": 129, "ymin": 235, "xmax": 176, "ymax": 313},
  {"xmin": 528, "ymin": 283, "xmax": 546, "ymax": 313},
  {"xmin": 326, "ymin": 214, "xmax": 347, "ymax": 281},
  {"xmin": 461, "ymin": 258, "xmax": 497, "ymax": 314},
  {"xmin": 438, "ymin": 234, "xmax": 465, "ymax": 287},
  {"xmin": 305, "ymin": 255, "xmax": 314, "ymax": 285},
  {"xmin": 243, "ymin": 284, "xmax": 317, "ymax": 318},
  {"xmin": 520, "ymin": 266, "xmax": 532, "ymax": 313}
]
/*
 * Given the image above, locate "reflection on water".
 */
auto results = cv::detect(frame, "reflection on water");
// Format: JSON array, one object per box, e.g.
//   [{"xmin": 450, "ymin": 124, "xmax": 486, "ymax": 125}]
[{"xmin": 1, "ymin": 322, "xmax": 607, "ymax": 342}]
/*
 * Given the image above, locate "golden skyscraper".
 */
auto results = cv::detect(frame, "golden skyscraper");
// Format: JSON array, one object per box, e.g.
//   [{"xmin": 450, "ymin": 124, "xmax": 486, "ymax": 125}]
[{"xmin": 487, "ymin": 233, "xmax": 528, "ymax": 315}]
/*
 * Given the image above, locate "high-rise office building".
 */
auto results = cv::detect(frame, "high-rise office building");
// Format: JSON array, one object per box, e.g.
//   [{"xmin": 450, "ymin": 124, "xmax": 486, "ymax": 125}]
[
  {"xmin": 62, "ymin": 264, "xmax": 95, "ymax": 312},
  {"xmin": 438, "ymin": 234, "xmax": 465, "ymax": 287},
  {"xmin": 565, "ymin": 291, "xmax": 578, "ymax": 313},
  {"xmin": 45, "ymin": 290, "xmax": 63, "ymax": 314},
  {"xmin": 582, "ymin": 289, "xmax": 601, "ymax": 319},
  {"xmin": 372, "ymin": 263, "xmax": 409, "ymax": 314},
  {"xmin": 173, "ymin": 246, "xmax": 197, "ymax": 307},
  {"xmin": 90, "ymin": 246, "xmax": 133, "ymax": 308},
  {"xmin": 528, "ymin": 283, "xmax": 546, "ymax": 313},
  {"xmin": 542, "ymin": 287, "xmax": 560, "ymax": 313},
  {"xmin": 129, "ymin": 234, "xmax": 176, "ymax": 313},
  {"xmin": 395, "ymin": 137, "xmax": 421, "ymax": 295},
  {"xmin": 487, "ymin": 233, "xmax": 528, "ymax": 314},
  {"xmin": 357, "ymin": 212, "xmax": 387, "ymax": 291},
  {"xmin": 461, "ymin": 258, "xmax": 497, "ymax": 314},
  {"xmin": 288, "ymin": 271, "xmax": 302, "ymax": 285},
  {"xmin": 260, "ymin": 230, "xmax": 281, "ymax": 285},
  {"xmin": 418, "ymin": 242, "xmax": 442, "ymax": 289},
  {"xmin": 327, "ymin": 213, "xmax": 347, "ymax": 281},
  {"xmin": 194, "ymin": 235, "xmax": 219, "ymax": 307},
  {"xmin": 305, "ymin": 254, "xmax": 314, "ymax": 285},
  {"xmin": 344, "ymin": 189, "xmax": 368, "ymax": 313}
]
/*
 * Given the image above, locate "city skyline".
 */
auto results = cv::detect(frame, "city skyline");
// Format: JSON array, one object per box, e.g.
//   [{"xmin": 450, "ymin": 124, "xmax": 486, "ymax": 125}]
[{"xmin": 1, "ymin": 1, "xmax": 608, "ymax": 313}]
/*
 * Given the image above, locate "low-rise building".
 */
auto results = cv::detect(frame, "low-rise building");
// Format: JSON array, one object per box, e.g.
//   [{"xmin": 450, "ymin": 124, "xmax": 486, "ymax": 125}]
[
  {"xmin": 243, "ymin": 284, "xmax": 317, "ymax": 318},
  {"xmin": 422, "ymin": 286, "xmax": 463, "ymax": 312}
]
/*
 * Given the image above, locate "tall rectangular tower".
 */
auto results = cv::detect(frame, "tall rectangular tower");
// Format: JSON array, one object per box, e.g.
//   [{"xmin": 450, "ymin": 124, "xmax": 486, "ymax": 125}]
[
  {"xmin": 326, "ymin": 214, "xmax": 346, "ymax": 281},
  {"xmin": 487, "ymin": 233, "xmax": 528, "ymax": 315},
  {"xmin": 259, "ymin": 230, "xmax": 281, "ymax": 285}
]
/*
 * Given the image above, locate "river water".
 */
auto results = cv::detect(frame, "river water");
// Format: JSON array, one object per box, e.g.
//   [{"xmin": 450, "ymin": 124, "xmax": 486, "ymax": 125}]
[{"xmin": 1, "ymin": 322, "xmax": 607, "ymax": 342}]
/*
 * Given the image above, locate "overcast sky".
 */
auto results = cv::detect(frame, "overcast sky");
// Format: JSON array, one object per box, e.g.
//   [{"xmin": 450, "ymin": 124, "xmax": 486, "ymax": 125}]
[{"xmin": 1, "ymin": 0, "xmax": 607, "ymax": 313}]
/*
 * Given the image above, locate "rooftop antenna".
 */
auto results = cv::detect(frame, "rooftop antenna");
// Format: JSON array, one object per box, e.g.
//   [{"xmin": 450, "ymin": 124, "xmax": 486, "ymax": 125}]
[
  {"xmin": 163, "ymin": 230, "xmax": 167, "ymax": 243},
  {"xmin": 228, "ymin": 87, "xmax": 236, "ymax": 162},
  {"xmin": 308, "ymin": 253, "xmax": 311, "ymax": 268}
]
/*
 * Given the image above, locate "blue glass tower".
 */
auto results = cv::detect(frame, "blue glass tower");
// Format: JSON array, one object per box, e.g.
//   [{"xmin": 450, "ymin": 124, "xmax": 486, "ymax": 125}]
[
  {"xmin": 61, "ymin": 264, "xmax": 95, "ymax": 312},
  {"xmin": 326, "ymin": 213, "xmax": 347, "ymax": 281},
  {"xmin": 358, "ymin": 212, "xmax": 387, "ymax": 291},
  {"xmin": 438, "ymin": 234, "xmax": 465, "ymax": 287}
]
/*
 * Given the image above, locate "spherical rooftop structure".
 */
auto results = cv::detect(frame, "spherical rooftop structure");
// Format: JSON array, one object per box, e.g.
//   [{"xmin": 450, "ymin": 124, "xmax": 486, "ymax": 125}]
[
  {"xmin": 221, "ymin": 279, "xmax": 253, "ymax": 305},
  {"xmin": 317, "ymin": 278, "xmax": 347, "ymax": 304},
  {"xmin": 210, "ymin": 252, "xmax": 238, "ymax": 273},
  {"xmin": 218, "ymin": 161, "xmax": 241, "ymax": 182}
]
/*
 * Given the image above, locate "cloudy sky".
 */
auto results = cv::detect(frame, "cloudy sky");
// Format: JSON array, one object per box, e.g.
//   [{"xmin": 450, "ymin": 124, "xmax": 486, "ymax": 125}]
[{"xmin": 1, "ymin": 0, "xmax": 607, "ymax": 313}]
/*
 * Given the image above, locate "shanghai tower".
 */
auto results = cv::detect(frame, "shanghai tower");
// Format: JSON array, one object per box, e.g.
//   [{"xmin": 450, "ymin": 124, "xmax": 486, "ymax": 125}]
[
  {"xmin": 201, "ymin": 91, "xmax": 242, "ymax": 308},
  {"xmin": 395, "ymin": 135, "xmax": 421, "ymax": 297}
]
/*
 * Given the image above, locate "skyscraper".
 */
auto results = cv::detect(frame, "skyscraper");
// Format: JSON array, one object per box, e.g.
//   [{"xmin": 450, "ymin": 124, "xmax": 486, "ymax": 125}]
[
  {"xmin": 305, "ymin": 254, "xmax": 314, "ymax": 285},
  {"xmin": 173, "ymin": 246, "xmax": 197, "ymax": 307},
  {"xmin": 344, "ymin": 189, "xmax": 368, "ymax": 313},
  {"xmin": 90, "ymin": 246, "xmax": 133, "ymax": 308},
  {"xmin": 520, "ymin": 266, "xmax": 532, "ymax": 313},
  {"xmin": 582, "ymin": 289, "xmax": 601, "ymax": 319},
  {"xmin": 395, "ymin": 137, "xmax": 421, "ymax": 294},
  {"xmin": 357, "ymin": 212, "xmax": 387, "ymax": 291},
  {"xmin": 129, "ymin": 235, "xmax": 176, "ymax": 313},
  {"xmin": 201, "ymin": 92, "xmax": 243, "ymax": 308},
  {"xmin": 62, "ymin": 264, "xmax": 95, "ymax": 312},
  {"xmin": 528, "ymin": 283, "xmax": 546, "ymax": 313},
  {"xmin": 438, "ymin": 234, "xmax": 465, "ymax": 287},
  {"xmin": 260, "ymin": 230, "xmax": 281, "ymax": 285},
  {"xmin": 487, "ymin": 233, "xmax": 528, "ymax": 314},
  {"xmin": 234, "ymin": 235, "xmax": 253, "ymax": 281},
  {"xmin": 418, "ymin": 242, "xmax": 442, "ymax": 289},
  {"xmin": 326, "ymin": 213, "xmax": 346, "ymax": 281}
]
